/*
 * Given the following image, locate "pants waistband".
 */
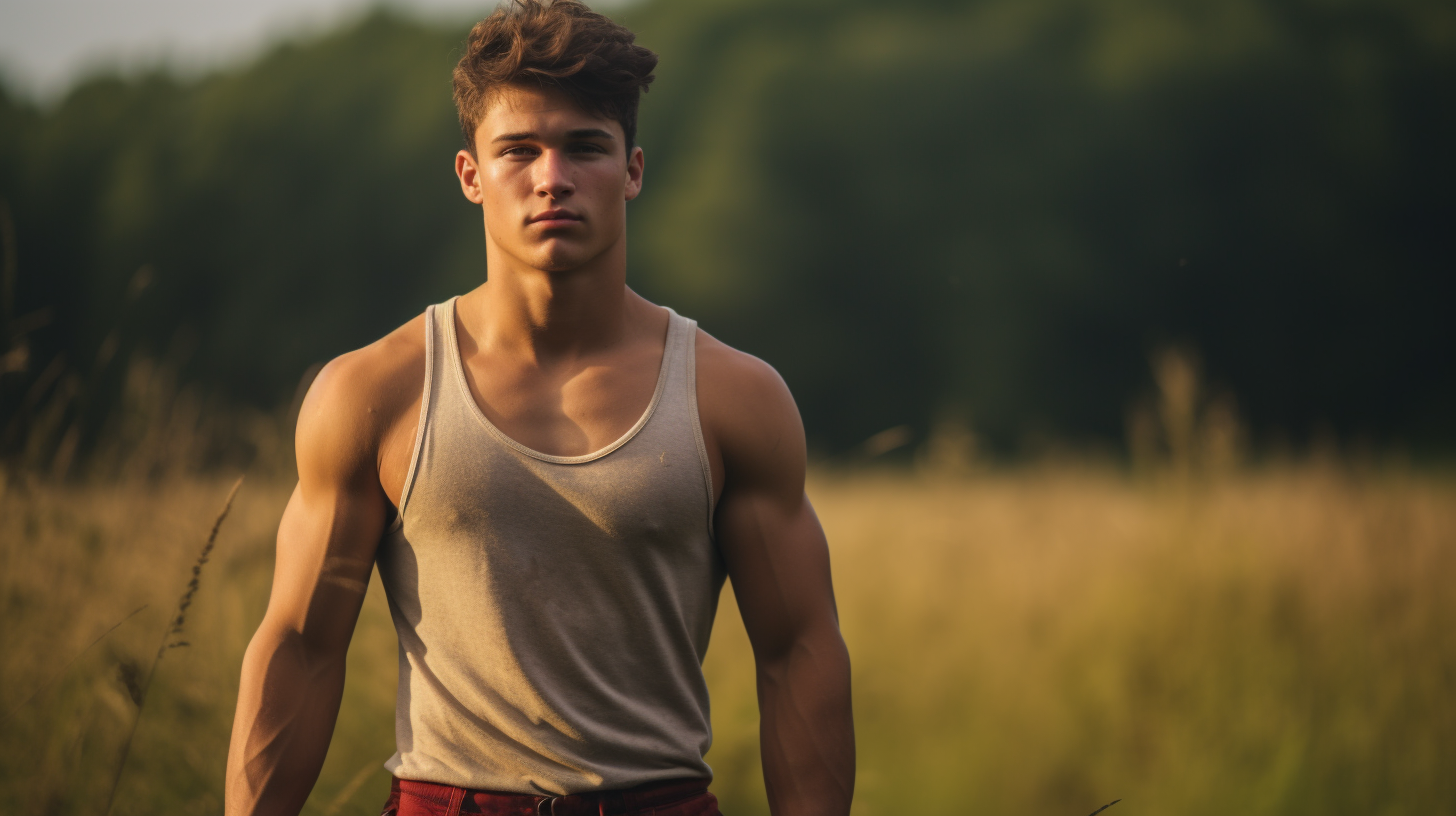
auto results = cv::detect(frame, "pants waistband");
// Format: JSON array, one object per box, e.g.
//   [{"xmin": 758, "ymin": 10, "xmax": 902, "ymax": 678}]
[{"xmin": 390, "ymin": 775, "xmax": 711, "ymax": 816}]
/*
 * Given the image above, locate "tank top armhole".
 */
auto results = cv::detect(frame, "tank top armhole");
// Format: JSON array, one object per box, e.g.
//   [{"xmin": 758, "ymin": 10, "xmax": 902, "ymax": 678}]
[
  {"xmin": 388, "ymin": 302, "xmax": 437, "ymax": 533},
  {"xmin": 684, "ymin": 318, "xmax": 717, "ymax": 540}
]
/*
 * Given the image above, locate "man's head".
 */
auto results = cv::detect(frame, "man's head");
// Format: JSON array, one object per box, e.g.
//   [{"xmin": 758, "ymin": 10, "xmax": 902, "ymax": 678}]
[
  {"xmin": 452, "ymin": 1, "xmax": 658, "ymax": 275},
  {"xmin": 453, "ymin": 0, "xmax": 658, "ymax": 156}
]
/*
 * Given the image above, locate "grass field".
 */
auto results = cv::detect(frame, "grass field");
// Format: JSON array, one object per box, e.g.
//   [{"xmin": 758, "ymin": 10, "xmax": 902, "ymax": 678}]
[{"xmin": 2, "ymin": 461, "xmax": 1454, "ymax": 816}]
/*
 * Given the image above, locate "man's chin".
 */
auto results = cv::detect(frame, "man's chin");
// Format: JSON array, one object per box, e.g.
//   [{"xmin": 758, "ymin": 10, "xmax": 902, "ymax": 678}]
[
  {"xmin": 492, "ymin": 237, "xmax": 606, "ymax": 274},
  {"xmin": 535, "ymin": 253, "xmax": 584, "ymax": 274},
  {"xmin": 529, "ymin": 242, "xmax": 600, "ymax": 274}
]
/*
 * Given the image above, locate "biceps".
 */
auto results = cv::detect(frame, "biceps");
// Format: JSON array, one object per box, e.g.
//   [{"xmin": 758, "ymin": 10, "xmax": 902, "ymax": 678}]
[{"xmin": 720, "ymin": 491, "xmax": 838, "ymax": 659}]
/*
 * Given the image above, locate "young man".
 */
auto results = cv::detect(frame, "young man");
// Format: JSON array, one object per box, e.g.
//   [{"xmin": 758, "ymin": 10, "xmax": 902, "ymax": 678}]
[{"xmin": 225, "ymin": 2, "xmax": 853, "ymax": 815}]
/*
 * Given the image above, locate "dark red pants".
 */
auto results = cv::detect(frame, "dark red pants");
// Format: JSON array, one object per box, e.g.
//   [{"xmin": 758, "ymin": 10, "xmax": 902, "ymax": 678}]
[{"xmin": 380, "ymin": 776, "xmax": 722, "ymax": 816}]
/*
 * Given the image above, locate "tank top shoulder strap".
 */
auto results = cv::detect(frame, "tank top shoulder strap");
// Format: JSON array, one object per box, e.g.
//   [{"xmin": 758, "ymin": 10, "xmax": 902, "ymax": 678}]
[
  {"xmin": 659, "ymin": 307, "xmax": 715, "ymax": 528},
  {"xmin": 653, "ymin": 307, "xmax": 692, "ymax": 423},
  {"xmin": 388, "ymin": 300, "xmax": 444, "ymax": 530},
  {"xmin": 429, "ymin": 295, "xmax": 497, "ymax": 439}
]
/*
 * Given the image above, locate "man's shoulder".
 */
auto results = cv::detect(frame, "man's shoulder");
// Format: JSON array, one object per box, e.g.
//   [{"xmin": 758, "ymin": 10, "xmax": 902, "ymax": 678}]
[
  {"xmin": 314, "ymin": 311, "xmax": 428, "ymax": 411},
  {"xmin": 693, "ymin": 328, "xmax": 787, "ymax": 404},
  {"xmin": 296, "ymin": 311, "xmax": 429, "ymax": 465},
  {"xmin": 693, "ymin": 326, "xmax": 805, "ymax": 475}
]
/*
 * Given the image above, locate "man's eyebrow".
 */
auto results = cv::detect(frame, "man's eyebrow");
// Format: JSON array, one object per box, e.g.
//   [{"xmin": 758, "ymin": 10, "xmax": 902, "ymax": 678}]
[
  {"xmin": 566, "ymin": 128, "xmax": 615, "ymax": 141},
  {"xmin": 490, "ymin": 128, "xmax": 616, "ymax": 144}
]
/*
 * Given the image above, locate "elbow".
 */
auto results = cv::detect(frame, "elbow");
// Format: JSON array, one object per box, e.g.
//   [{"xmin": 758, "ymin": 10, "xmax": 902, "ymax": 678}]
[
  {"xmin": 244, "ymin": 618, "xmax": 348, "ymax": 685},
  {"xmin": 754, "ymin": 620, "xmax": 851, "ymax": 686}
]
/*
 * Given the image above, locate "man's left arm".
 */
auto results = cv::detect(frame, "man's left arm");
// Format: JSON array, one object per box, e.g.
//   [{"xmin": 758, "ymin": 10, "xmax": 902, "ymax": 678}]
[{"xmin": 708, "ymin": 351, "xmax": 854, "ymax": 816}]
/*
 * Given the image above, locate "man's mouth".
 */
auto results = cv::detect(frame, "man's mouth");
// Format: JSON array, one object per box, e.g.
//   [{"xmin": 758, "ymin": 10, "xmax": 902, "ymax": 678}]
[{"xmin": 529, "ymin": 209, "xmax": 584, "ymax": 228}]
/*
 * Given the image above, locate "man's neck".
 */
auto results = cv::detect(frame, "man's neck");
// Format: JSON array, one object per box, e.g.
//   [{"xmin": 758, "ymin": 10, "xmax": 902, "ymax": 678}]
[{"xmin": 459, "ymin": 241, "xmax": 637, "ymax": 365}]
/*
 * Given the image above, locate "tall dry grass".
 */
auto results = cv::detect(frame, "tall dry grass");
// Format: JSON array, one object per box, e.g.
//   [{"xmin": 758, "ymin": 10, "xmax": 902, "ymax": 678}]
[
  {"xmin": 710, "ymin": 463, "xmax": 1456, "ymax": 815},
  {"xmin": 3, "ymin": 458, "xmax": 1453, "ymax": 815}
]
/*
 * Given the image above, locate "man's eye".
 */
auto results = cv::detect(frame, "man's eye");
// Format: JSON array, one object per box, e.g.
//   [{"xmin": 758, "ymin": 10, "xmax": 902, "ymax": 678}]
[
  {"xmin": 569, "ymin": 142, "xmax": 607, "ymax": 154},
  {"xmin": 502, "ymin": 146, "xmax": 537, "ymax": 157}
]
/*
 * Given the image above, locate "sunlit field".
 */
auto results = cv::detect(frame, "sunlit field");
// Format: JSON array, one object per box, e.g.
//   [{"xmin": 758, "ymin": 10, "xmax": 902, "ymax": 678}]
[{"xmin": 3, "ymin": 462, "xmax": 1453, "ymax": 816}]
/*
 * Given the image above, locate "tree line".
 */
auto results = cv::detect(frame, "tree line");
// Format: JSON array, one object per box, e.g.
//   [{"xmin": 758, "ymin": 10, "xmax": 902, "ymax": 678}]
[{"xmin": 1, "ymin": 0, "xmax": 1451, "ymax": 463}]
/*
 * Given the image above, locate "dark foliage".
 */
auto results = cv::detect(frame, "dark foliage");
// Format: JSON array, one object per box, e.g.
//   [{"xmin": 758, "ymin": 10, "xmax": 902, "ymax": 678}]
[{"xmin": 0, "ymin": 0, "xmax": 1451, "ymax": 459}]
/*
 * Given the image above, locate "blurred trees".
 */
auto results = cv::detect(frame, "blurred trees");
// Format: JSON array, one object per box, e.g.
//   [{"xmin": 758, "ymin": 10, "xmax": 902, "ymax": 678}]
[{"xmin": 0, "ymin": 0, "xmax": 1451, "ymax": 462}]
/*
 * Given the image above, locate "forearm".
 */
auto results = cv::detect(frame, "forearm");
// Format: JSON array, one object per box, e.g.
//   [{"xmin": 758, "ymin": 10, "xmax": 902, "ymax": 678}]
[
  {"xmin": 226, "ymin": 623, "xmax": 349, "ymax": 816},
  {"xmin": 756, "ymin": 626, "xmax": 855, "ymax": 816}
]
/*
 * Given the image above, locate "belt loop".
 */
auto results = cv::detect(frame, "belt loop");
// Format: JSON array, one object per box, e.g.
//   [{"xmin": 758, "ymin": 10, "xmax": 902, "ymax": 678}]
[{"xmin": 446, "ymin": 786, "xmax": 466, "ymax": 816}]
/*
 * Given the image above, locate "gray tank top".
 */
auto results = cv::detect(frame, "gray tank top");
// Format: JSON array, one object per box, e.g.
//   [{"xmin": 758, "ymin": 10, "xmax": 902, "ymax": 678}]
[{"xmin": 376, "ymin": 297, "xmax": 723, "ymax": 795}]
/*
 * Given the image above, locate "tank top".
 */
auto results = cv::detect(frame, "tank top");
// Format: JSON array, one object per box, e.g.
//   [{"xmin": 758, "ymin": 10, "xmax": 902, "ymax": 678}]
[{"xmin": 376, "ymin": 297, "xmax": 724, "ymax": 795}]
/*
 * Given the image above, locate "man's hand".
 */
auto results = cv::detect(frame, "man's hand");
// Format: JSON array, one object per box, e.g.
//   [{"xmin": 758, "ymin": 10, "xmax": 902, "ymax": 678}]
[{"xmin": 700, "ymin": 335, "xmax": 855, "ymax": 816}]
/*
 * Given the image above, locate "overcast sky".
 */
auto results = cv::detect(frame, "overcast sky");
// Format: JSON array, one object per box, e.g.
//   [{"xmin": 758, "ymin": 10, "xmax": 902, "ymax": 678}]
[{"xmin": 0, "ymin": 0, "xmax": 627, "ymax": 100}]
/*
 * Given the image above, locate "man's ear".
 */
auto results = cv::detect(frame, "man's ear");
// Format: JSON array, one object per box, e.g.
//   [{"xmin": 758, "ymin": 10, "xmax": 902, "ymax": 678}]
[
  {"xmin": 624, "ymin": 145, "xmax": 645, "ymax": 202},
  {"xmin": 456, "ymin": 149, "xmax": 485, "ymax": 205}
]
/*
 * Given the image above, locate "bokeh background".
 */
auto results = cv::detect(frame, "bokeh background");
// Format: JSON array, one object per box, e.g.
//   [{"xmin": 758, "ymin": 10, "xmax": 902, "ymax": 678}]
[{"xmin": 1, "ymin": 1, "xmax": 1453, "ymax": 815}]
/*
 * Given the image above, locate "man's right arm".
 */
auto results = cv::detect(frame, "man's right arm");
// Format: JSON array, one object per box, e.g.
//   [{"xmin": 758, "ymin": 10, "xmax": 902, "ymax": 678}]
[{"xmin": 225, "ymin": 354, "xmax": 392, "ymax": 816}]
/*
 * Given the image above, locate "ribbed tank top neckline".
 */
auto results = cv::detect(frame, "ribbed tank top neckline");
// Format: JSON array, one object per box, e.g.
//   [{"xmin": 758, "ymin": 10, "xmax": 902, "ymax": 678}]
[{"xmin": 439, "ymin": 295, "xmax": 680, "ymax": 466}]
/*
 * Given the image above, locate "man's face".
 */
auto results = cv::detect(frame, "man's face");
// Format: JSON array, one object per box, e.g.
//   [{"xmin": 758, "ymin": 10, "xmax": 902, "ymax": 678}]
[{"xmin": 455, "ymin": 84, "xmax": 644, "ymax": 274}]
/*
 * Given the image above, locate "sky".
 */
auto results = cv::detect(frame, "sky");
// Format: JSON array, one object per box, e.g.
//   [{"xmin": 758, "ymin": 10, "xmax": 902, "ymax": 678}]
[{"xmin": 0, "ymin": 0, "xmax": 624, "ymax": 100}]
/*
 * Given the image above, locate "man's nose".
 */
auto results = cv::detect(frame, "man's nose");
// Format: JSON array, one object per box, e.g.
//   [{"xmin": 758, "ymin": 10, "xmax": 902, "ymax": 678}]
[{"xmin": 534, "ymin": 149, "xmax": 574, "ymax": 200}]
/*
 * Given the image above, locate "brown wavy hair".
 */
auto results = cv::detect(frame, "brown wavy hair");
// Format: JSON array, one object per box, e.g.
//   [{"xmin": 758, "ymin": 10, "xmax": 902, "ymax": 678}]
[{"xmin": 453, "ymin": 0, "xmax": 658, "ymax": 153}]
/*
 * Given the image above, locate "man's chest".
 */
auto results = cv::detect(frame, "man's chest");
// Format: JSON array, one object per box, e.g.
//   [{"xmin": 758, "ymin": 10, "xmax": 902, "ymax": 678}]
[
  {"xmin": 378, "ymin": 326, "xmax": 728, "ymax": 512},
  {"xmin": 461, "ymin": 353, "xmax": 663, "ymax": 458}
]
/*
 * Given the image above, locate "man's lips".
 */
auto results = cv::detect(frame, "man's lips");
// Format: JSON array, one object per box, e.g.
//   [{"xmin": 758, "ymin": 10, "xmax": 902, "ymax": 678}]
[{"xmin": 528, "ymin": 209, "xmax": 584, "ymax": 228}]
